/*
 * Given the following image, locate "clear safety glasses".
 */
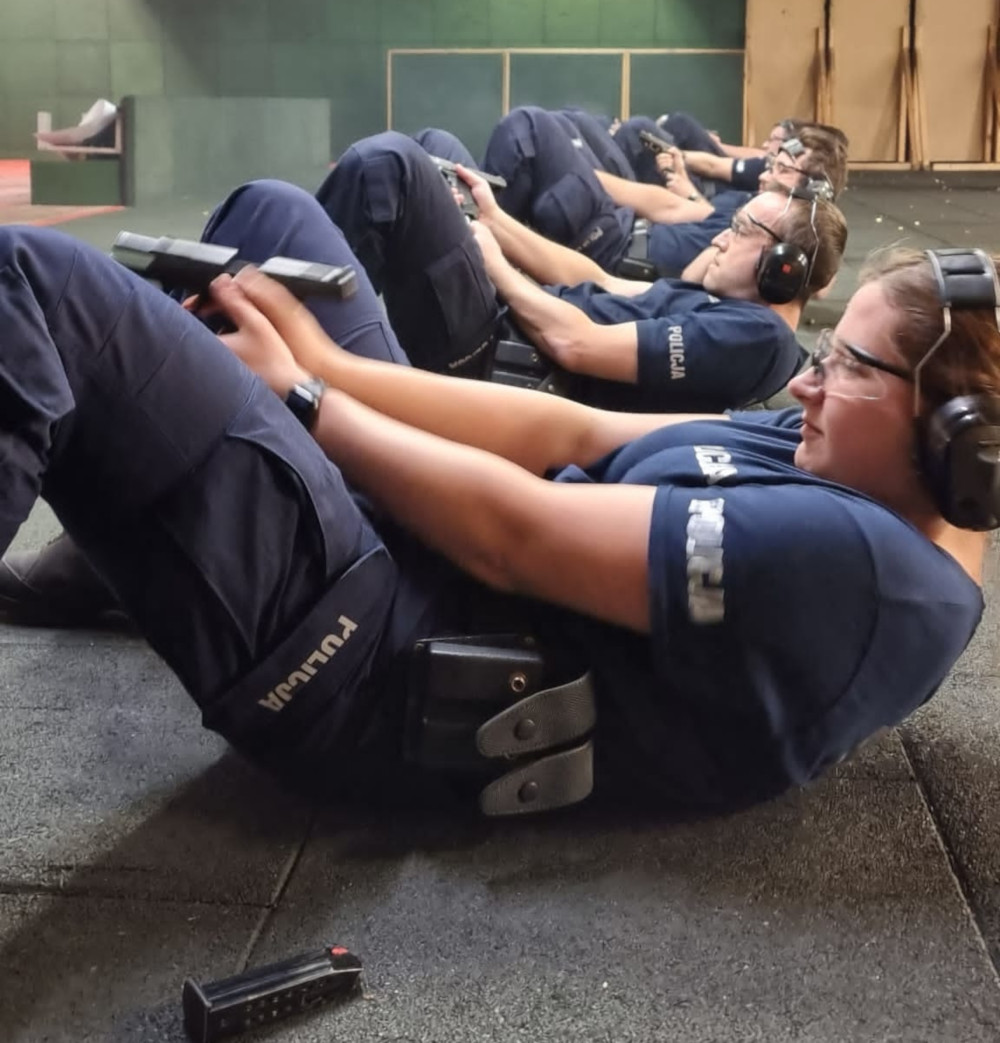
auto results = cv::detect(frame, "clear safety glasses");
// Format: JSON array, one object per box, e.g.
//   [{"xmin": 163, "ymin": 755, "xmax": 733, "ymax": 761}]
[{"xmin": 806, "ymin": 328, "xmax": 913, "ymax": 401}]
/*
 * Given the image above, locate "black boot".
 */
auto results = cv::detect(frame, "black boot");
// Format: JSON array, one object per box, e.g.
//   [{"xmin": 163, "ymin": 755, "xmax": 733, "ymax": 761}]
[{"xmin": 0, "ymin": 532, "xmax": 124, "ymax": 626}]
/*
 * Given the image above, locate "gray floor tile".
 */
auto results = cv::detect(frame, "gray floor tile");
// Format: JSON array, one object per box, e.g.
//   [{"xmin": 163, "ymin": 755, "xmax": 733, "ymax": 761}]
[
  {"xmin": 3, "ymin": 179, "xmax": 1000, "ymax": 1043},
  {"xmin": 249, "ymin": 778, "xmax": 1000, "ymax": 1043},
  {"xmin": 903, "ymin": 673, "xmax": 1000, "ymax": 969},
  {"xmin": 0, "ymin": 632, "xmax": 313, "ymax": 904},
  {"xmin": 0, "ymin": 894, "xmax": 263, "ymax": 1043}
]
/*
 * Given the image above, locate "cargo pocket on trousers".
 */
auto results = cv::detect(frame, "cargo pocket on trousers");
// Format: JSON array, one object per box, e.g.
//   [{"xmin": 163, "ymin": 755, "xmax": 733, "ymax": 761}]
[{"xmin": 425, "ymin": 238, "xmax": 499, "ymax": 373}]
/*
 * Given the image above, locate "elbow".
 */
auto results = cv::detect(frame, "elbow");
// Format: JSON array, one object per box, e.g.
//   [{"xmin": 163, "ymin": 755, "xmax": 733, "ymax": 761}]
[
  {"xmin": 540, "ymin": 332, "xmax": 581, "ymax": 372},
  {"xmin": 459, "ymin": 515, "xmax": 539, "ymax": 596},
  {"xmin": 461, "ymin": 540, "xmax": 526, "ymax": 598}
]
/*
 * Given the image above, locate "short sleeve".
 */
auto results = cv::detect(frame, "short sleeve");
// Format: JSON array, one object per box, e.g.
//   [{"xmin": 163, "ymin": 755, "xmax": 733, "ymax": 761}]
[
  {"xmin": 730, "ymin": 158, "xmax": 767, "ymax": 191},
  {"xmin": 647, "ymin": 482, "xmax": 878, "ymax": 768},
  {"xmin": 635, "ymin": 305, "xmax": 803, "ymax": 409}
]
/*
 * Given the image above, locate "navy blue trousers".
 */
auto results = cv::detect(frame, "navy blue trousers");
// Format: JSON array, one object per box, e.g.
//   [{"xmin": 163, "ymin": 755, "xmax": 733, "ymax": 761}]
[
  {"xmin": 0, "ymin": 183, "xmax": 481, "ymax": 786},
  {"xmin": 411, "ymin": 127, "xmax": 479, "ymax": 168},
  {"xmin": 482, "ymin": 106, "xmax": 634, "ymax": 273},
  {"xmin": 560, "ymin": 109, "xmax": 636, "ymax": 181},
  {"xmin": 203, "ymin": 179, "xmax": 409, "ymax": 366},
  {"xmin": 316, "ymin": 131, "xmax": 501, "ymax": 379},
  {"xmin": 613, "ymin": 116, "xmax": 721, "ymax": 200},
  {"xmin": 657, "ymin": 111, "xmax": 727, "ymax": 155}
]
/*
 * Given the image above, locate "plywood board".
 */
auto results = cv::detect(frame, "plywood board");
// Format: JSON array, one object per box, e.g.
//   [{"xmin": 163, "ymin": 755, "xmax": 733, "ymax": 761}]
[
  {"xmin": 916, "ymin": 0, "xmax": 998, "ymax": 162},
  {"xmin": 745, "ymin": 0, "xmax": 825, "ymax": 147},
  {"xmin": 829, "ymin": 0, "xmax": 910, "ymax": 161}
]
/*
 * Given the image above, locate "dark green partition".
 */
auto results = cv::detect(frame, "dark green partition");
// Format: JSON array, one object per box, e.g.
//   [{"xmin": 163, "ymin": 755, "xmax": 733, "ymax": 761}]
[
  {"xmin": 628, "ymin": 53, "xmax": 744, "ymax": 143},
  {"xmin": 30, "ymin": 157, "xmax": 123, "ymax": 205},
  {"xmin": 121, "ymin": 95, "xmax": 331, "ymax": 204},
  {"xmin": 509, "ymin": 52, "xmax": 623, "ymax": 119},
  {"xmin": 390, "ymin": 53, "xmax": 504, "ymax": 161}
]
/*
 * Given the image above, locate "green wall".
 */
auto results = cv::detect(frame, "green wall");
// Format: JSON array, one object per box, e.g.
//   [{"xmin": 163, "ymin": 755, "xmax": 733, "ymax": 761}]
[{"xmin": 0, "ymin": 0, "xmax": 746, "ymax": 159}]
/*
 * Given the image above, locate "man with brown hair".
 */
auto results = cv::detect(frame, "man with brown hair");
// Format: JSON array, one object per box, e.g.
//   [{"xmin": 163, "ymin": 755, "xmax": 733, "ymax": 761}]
[{"xmin": 482, "ymin": 107, "xmax": 849, "ymax": 278}]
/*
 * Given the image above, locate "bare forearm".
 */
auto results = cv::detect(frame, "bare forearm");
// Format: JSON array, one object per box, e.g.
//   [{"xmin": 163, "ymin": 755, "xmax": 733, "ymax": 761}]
[
  {"xmin": 487, "ymin": 259, "xmax": 591, "ymax": 364},
  {"xmin": 312, "ymin": 390, "xmax": 721, "ymax": 606},
  {"xmin": 316, "ymin": 390, "xmax": 546, "ymax": 590},
  {"xmin": 681, "ymin": 151, "xmax": 734, "ymax": 182},
  {"xmin": 720, "ymin": 143, "xmax": 764, "ymax": 159},
  {"xmin": 594, "ymin": 171, "xmax": 712, "ymax": 224},
  {"xmin": 483, "ymin": 209, "xmax": 611, "ymax": 287},
  {"xmin": 305, "ymin": 344, "xmax": 595, "ymax": 475}
]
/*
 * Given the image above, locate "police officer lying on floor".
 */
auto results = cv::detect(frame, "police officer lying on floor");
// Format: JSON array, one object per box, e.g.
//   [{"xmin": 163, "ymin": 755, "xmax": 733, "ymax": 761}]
[
  {"xmin": 482, "ymin": 107, "xmax": 846, "ymax": 278},
  {"xmin": 654, "ymin": 110, "xmax": 792, "ymax": 159},
  {"xmin": 583, "ymin": 113, "xmax": 795, "ymax": 195},
  {"xmin": 0, "ymin": 151, "xmax": 845, "ymax": 628},
  {"xmin": 589, "ymin": 125, "xmax": 848, "ymax": 277},
  {"xmin": 559, "ymin": 107, "xmax": 637, "ymax": 182},
  {"xmin": 653, "ymin": 109, "xmax": 849, "ymax": 167},
  {"xmin": 0, "ymin": 216, "xmax": 995, "ymax": 814},
  {"xmin": 673, "ymin": 120, "xmax": 849, "ymax": 198},
  {"xmin": 315, "ymin": 130, "xmax": 846, "ymax": 414}
]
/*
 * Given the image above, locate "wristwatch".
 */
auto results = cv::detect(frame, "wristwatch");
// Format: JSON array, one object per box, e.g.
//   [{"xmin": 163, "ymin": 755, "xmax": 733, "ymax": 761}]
[{"xmin": 285, "ymin": 376, "xmax": 327, "ymax": 431}]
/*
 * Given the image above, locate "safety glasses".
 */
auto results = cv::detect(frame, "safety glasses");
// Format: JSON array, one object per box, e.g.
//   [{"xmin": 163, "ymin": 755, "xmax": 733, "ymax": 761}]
[{"xmin": 807, "ymin": 328, "xmax": 913, "ymax": 401}]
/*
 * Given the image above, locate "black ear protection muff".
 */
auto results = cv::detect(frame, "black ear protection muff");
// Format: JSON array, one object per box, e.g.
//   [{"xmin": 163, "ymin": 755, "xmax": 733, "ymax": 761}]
[
  {"xmin": 755, "ymin": 241, "xmax": 810, "ymax": 305},
  {"xmin": 917, "ymin": 249, "xmax": 1000, "ymax": 530},
  {"xmin": 753, "ymin": 172, "xmax": 828, "ymax": 306}
]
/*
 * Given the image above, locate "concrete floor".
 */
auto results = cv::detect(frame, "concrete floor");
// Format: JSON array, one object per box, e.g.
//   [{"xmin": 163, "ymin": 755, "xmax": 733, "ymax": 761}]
[{"xmin": 2, "ymin": 174, "xmax": 1000, "ymax": 1042}]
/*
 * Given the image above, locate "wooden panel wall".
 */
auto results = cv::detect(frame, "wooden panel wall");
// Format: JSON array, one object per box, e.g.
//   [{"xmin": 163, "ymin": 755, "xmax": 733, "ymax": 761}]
[
  {"xmin": 745, "ymin": 0, "xmax": 825, "ymax": 147},
  {"xmin": 917, "ymin": 0, "xmax": 998, "ymax": 162},
  {"xmin": 829, "ymin": 0, "xmax": 911, "ymax": 161}
]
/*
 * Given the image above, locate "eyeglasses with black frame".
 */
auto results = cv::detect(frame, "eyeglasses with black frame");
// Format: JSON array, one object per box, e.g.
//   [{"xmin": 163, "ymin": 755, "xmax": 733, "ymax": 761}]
[{"xmin": 728, "ymin": 209, "xmax": 782, "ymax": 242}]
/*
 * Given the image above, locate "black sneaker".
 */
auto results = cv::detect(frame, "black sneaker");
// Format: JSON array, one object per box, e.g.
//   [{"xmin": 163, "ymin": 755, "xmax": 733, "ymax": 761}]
[{"xmin": 0, "ymin": 532, "xmax": 124, "ymax": 627}]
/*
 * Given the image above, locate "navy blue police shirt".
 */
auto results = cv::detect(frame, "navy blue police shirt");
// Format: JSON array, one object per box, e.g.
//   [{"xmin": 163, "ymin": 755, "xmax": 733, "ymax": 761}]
[
  {"xmin": 547, "ymin": 408, "xmax": 983, "ymax": 809},
  {"xmin": 546, "ymin": 278, "xmax": 805, "ymax": 413},
  {"xmin": 648, "ymin": 192, "xmax": 750, "ymax": 274}
]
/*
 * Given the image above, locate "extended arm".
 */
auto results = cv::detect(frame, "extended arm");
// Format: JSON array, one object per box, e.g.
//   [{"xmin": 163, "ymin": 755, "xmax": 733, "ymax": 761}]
[
  {"xmin": 594, "ymin": 170, "xmax": 713, "ymax": 224},
  {"xmin": 211, "ymin": 272, "xmax": 726, "ymax": 477},
  {"xmin": 208, "ymin": 274, "xmax": 730, "ymax": 633},
  {"xmin": 314, "ymin": 388, "xmax": 657, "ymax": 631},
  {"xmin": 470, "ymin": 222, "xmax": 641, "ymax": 382},
  {"xmin": 459, "ymin": 166, "xmax": 652, "ymax": 297},
  {"xmin": 680, "ymin": 150, "xmax": 737, "ymax": 183},
  {"xmin": 719, "ymin": 143, "xmax": 765, "ymax": 160}
]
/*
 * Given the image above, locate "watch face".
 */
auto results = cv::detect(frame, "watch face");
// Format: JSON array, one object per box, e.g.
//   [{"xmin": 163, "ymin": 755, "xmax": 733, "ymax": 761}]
[{"xmin": 286, "ymin": 379, "xmax": 325, "ymax": 430}]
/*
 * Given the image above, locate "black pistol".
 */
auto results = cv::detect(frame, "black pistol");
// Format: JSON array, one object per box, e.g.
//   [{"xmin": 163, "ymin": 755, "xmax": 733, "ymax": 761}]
[
  {"xmin": 112, "ymin": 231, "xmax": 357, "ymax": 301},
  {"xmin": 429, "ymin": 156, "xmax": 507, "ymax": 218},
  {"xmin": 638, "ymin": 129, "xmax": 672, "ymax": 156}
]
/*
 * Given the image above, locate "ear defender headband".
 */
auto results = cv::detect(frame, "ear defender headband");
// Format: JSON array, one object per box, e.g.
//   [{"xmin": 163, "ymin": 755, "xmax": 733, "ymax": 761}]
[
  {"xmin": 754, "ymin": 181, "xmax": 825, "ymax": 305},
  {"xmin": 918, "ymin": 248, "xmax": 1000, "ymax": 530}
]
